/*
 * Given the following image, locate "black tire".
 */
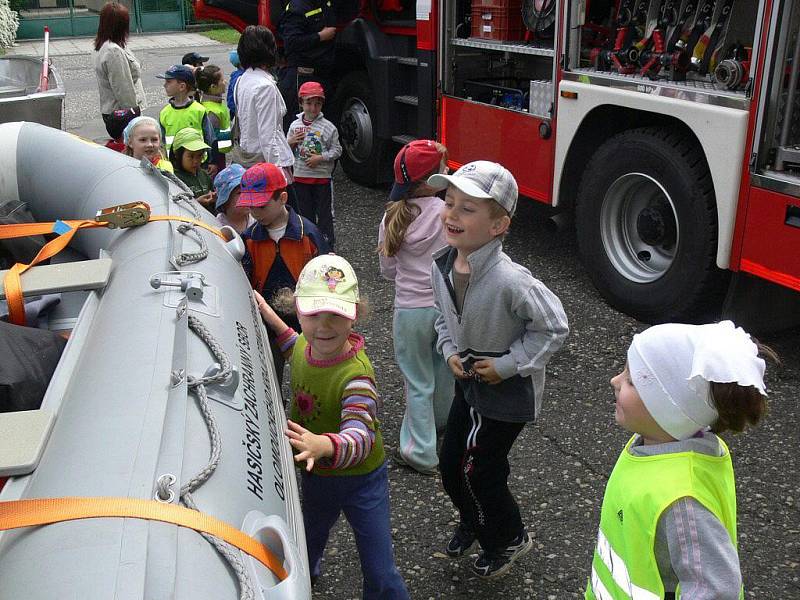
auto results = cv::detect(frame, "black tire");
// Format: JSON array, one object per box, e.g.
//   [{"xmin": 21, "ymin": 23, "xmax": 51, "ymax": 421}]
[
  {"xmin": 332, "ymin": 71, "xmax": 392, "ymax": 186},
  {"xmin": 575, "ymin": 126, "xmax": 728, "ymax": 323}
]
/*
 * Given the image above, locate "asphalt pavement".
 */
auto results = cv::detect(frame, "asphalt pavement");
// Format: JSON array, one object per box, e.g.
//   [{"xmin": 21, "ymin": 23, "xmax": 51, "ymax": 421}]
[{"xmin": 32, "ymin": 33, "xmax": 800, "ymax": 599}]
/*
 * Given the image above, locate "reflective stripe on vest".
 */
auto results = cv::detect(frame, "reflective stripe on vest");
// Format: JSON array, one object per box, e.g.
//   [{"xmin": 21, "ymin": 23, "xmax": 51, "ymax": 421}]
[
  {"xmin": 594, "ymin": 530, "xmax": 659, "ymax": 600},
  {"xmin": 201, "ymin": 101, "xmax": 231, "ymax": 153},
  {"xmin": 591, "ymin": 565, "xmax": 615, "ymax": 600},
  {"xmin": 305, "ymin": 7, "xmax": 321, "ymax": 16},
  {"xmin": 587, "ymin": 435, "xmax": 738, "ymax": 600}
]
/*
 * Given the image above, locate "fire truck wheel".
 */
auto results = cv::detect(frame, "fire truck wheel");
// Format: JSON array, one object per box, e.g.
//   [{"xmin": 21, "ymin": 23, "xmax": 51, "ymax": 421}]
[
  {"xmin": 575, "ymin": 126, "xmax": 727, "ymax": 323},
  {"xmin": 333, "ymin": 71, "xmax": 391, "ymax": 186}
]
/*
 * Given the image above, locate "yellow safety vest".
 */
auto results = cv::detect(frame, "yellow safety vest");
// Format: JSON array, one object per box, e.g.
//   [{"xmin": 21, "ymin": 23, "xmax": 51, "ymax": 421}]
[
  {"xmin": 586, "ymin": 435, "xmax": 740, "ymax": 600},
  {"xmin": 159, "ymin": 101, "xmax": 207, "ymax": 150}
]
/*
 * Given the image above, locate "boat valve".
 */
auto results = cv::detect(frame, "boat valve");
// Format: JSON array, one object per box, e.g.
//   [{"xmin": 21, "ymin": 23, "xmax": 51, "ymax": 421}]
[{"xmin": 150, "ymin": 271, "xmax": 205, "ymax": 300}]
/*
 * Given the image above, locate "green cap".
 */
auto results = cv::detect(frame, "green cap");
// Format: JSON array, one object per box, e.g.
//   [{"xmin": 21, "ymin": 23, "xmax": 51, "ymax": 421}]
[
  {"xmin": 294, "ymin": 254, "xmax": 359, "ymax": 320},
  {"xmin": 172, "ymin": 127, "xmax": 210, "ymax": 152}
]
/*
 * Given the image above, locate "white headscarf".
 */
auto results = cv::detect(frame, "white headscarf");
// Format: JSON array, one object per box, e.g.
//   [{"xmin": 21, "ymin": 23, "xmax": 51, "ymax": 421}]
[
  {"xmin": 627, "ymin": 320, "xmax": 767, "ymax": 440},
  {"xmin": 122, "ymin": 115, "xmax": 160, "ymax": 146}
]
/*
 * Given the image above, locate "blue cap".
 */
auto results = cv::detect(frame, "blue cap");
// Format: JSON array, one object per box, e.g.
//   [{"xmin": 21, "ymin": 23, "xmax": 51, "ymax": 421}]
[
  {"xmin": 156, "ymin": 64, "xmax": 196, "ymax": 87},
  {"xmin": 214, "ymin": 164, "xmax": 246, "ymax": 210},
  {"xmin": 229, "ymin": 50, "xmax": 240, "ymax": 68}
]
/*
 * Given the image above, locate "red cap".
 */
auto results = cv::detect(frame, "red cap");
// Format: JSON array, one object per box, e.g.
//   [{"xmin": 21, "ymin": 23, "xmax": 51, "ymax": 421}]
[
  {"xmin": 237, "ymin": 163, "xmax": 288, "ymax": 207},
  {"xmin": 298, "ymin": 81, "xmax": 325, "ymax": 100},
  {"xmin": 389, "ymin": 140, "xmax": 444, "ymax": 201}
]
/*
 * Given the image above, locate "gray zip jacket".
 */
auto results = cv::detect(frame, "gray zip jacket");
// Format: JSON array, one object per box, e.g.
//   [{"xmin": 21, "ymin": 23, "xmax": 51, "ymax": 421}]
[{"xmin": 431, "ymin": 238, "xmax": 569, "ymax": 422}]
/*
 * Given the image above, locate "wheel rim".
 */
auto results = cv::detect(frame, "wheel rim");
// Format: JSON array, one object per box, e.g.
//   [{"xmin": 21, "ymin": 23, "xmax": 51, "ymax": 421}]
[
  {"xmin": 600, "ymin": 173, "xmax": 679, "ymax": 283},
  {"xmin": 339, "ymin": 96, "xmax": 373, "ymax": 163}
]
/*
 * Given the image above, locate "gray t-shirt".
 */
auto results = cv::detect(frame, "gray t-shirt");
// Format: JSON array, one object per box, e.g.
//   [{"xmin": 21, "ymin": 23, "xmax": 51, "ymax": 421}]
[{"xmin": 629, "ymin": 432, "xmax": 742, "ymax": 599}]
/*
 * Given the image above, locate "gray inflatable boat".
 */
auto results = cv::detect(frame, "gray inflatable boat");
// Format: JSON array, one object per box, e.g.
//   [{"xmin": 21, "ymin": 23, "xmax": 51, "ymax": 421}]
[{"xmin": 0, "ymin": 122, "xmax": 310, "ymax": 599}]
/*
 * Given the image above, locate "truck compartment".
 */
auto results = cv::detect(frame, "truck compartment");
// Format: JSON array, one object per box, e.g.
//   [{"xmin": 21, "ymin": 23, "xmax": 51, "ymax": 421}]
[{"xmin": 567, "ymin": 0, "xmax": 760, "ymax": 96}]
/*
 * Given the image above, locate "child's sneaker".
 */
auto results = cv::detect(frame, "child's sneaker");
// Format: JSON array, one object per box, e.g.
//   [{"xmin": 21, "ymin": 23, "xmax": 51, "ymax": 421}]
[
  {"xmin": 445, "ymin": 522, "xmax": 477, "ymax": 557},
  {"xmin": 470, "ymin": 531, "xmax": 533, "ymax": 579}
]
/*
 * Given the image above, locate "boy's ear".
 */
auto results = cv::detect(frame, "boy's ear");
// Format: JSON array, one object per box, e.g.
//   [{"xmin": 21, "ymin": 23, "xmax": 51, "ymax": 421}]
[
  {"xmin": 277, "ymin": 190, "xmax": 289, "ymax": 205},
  {"xmin": 491, "ymin": 214, "xmax": 511, "ymax": 237}
]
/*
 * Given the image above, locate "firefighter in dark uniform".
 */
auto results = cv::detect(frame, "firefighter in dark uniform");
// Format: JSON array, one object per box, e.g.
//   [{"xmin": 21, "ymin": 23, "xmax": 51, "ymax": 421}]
[{"xmin": 277, "ymin": 0, "xmax": 337, "ymax": 131}]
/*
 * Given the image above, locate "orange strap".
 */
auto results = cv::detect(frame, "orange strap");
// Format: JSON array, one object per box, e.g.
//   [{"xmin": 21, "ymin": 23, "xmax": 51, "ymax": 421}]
[
  {"xmin": 3, "ymin": 220, "xmax": 103, "ymax": 326},
  {"xmin": 1, "ymin": 216, "xmax": 226, "ymax": 326},
  {"xmin": 0, "ymin": 496, "xmax": 288, "ymax": 581}
]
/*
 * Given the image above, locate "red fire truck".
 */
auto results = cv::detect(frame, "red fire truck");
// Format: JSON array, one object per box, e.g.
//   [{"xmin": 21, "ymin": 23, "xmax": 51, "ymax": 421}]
[{"xmin": 193, "ymin": 0, "xmax": 800, "ymax": 325}]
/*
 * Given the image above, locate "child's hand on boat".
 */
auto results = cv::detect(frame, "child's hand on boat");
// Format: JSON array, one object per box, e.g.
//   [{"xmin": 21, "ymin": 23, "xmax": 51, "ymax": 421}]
[
  {"xmin": 253, "ymin": 291, "xmax": 286, "ymax": 332},
  {"xmin": 197, "ymin": 190, "xmax": 216, "ymax": 208},
  {"xmin": 285, "ymin": 419, "xmax": 334, "ymax": 471}
]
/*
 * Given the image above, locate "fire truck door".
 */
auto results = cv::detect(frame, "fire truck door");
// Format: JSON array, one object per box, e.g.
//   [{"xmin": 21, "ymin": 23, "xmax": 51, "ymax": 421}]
[{"xmin": 738, "ymin": 0, "xmax": 800, "ymax": 292}]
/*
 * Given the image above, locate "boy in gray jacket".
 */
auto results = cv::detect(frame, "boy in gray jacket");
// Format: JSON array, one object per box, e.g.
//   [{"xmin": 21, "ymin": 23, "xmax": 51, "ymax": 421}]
[{"xmin": 427, "ymin": 161, "xmax": 569, "ymax": 579}]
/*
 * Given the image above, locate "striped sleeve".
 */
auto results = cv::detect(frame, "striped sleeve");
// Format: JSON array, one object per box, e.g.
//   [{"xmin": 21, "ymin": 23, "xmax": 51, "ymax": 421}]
[
  {"xmin": 322, "ymin": 376, "xmax": 379, "ymax": 470},
  {"xmin": 659, "ymin": 497, "xmax": 742, "ymax": 599},
  {"xmin": 277, "ymin": 327, "xmax": 298, "ymax": 357}
]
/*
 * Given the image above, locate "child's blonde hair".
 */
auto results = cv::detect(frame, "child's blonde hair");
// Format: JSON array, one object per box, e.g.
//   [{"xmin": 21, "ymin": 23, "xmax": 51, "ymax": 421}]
[
  {"xmin": 381, "ymin": 142, "xmax": 447, "ymax": 257},
  {"xmin": 123, "ymin": 116, "xmax": 168, "ymax": 163}
]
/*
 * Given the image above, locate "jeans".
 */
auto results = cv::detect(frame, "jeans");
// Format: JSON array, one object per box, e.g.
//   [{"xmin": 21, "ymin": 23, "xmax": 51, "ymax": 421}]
[
  {"xmin": 301, "ymin": 463, "xmax": 409, "ymax": 599},
  {"xmin": 294, "ymin": 180, "xmax": 335, "ymax": 248},
  {"xmin": 394, "ymin": 307, "xmax": 453, "ymax": 470},
  {"xmin": 439, "ymin": 383, "xmax": 526, "ymax": 553}
]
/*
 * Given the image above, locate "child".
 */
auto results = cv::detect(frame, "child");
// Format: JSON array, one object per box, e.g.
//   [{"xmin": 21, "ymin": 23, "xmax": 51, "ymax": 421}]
[
  {"xmin": 170, "ymin": 127, "xmax": 214, "ymax": 207},
  {"xmin": 227, "ymin": 50, "xmax": 244, "ymax": 118},
  {"xmin": 182, "ymin": 51, "xmax": 209, "ymax": 68},
  {"xmin": 196, "ymin": 65, "xmax": 232, "ymax": 174},
  {"xmin": 254, "ymin": 254, "xmax": 409, "ymax": 598},
  {"xmin": 213, "ymin": 163, "xmax": 254, "ymax": 233},
  {"xmin": 427, "ymin": 161, "xmax": 569, "ymax": 579},
  {"xmin": 157, "ymin": 64, "xmax": 216, "ymax": 167},
  {"xmin": 378, "ymin": 140, "xmax": 452, "ymax": 476},
  {"xmin": 586, "ymin": 321, "xmax": 773, "ymax": 599},
  {"xmin": 103, "ymin": 107, "xmax": 140, "ymax": 153},
  {"xmin": 238, "ymin": 162, "xmax": 328, "ymax": 384},
  {"xmin": 286, "ymin": 81, "xmax": 341, "ymax": 248},
  {"xmin": 122, "ymin": 116, "xmax": 173, "ymax": 172}
]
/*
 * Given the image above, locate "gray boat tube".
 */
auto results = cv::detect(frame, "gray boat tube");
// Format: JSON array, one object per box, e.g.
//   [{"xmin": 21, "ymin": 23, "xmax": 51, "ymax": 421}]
[{"xmin": 0, "ymin": 122, "xmax": 310, "ymax": 600}]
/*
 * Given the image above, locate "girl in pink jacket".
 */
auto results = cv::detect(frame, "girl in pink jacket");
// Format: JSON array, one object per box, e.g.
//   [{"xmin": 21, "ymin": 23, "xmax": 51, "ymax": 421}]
[{"xmin": 378, "ymin": 140, "xmax": 453, "ymax": 475}]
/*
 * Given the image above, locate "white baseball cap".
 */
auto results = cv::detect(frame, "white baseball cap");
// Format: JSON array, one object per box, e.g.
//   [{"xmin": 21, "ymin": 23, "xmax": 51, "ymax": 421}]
[{"xmin": 427, "ymin": 160, "xmax": 518, "ymax": 216}]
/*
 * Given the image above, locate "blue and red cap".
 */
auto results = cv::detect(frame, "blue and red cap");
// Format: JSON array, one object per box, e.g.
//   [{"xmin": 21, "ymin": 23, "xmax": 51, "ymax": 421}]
[{"xmin": 237, "ymin": 163, "xmax": 288, "ymax": 208}]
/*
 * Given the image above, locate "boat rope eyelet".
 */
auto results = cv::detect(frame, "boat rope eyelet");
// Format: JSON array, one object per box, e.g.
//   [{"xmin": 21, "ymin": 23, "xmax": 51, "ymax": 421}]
[{"xmin": 155, "ymin": 473, "xmax": 176, "ymax": 504}]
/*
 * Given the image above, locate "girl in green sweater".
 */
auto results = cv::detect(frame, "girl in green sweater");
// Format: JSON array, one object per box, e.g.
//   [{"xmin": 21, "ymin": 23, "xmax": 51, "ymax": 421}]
[{"xmin": 254, "ymin": 254, "xmax": 408, "ymax": 598}]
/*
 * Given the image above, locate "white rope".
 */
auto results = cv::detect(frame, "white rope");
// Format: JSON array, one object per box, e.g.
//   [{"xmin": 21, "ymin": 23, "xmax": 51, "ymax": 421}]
[{"xmin": 175, "ymin": 314, "xmax": 254, "ymax": 600}]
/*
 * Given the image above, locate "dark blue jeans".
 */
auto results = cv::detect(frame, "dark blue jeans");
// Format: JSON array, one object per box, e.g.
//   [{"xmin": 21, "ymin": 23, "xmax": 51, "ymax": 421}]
[{"xmin": 301, "ymin": 462, "xmax": 409, "ymax": 599}]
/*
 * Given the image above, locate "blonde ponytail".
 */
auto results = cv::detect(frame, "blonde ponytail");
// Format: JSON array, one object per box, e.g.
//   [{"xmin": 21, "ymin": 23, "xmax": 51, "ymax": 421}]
[{"xmin": 381, "ymin": 199, "xmax": 421, "ymax": 257}]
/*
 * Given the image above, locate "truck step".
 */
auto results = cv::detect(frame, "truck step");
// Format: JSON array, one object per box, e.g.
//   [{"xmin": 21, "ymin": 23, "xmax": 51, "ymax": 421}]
[
  {"xmin": 396, "ymin": 56, "xmax": 419, "ymax": 67},
  {"xmin": 394, "ymin": 95, "xmax": 419, "ymax": 106},
  {"xmin": 392, "ymin": 134, "xmax": 417, "ymax": 145}
]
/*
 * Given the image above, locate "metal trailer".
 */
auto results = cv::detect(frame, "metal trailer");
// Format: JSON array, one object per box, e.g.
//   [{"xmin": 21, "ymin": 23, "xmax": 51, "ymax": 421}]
[{"xmin": 0, "ymin": 56, "xmax": 65, "ymax": 130}]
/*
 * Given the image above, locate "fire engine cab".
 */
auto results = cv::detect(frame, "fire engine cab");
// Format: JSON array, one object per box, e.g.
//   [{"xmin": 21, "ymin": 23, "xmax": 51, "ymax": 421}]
[{"xmin": 193, "ymin": 0, "xmax": 800, "ymax": 325}]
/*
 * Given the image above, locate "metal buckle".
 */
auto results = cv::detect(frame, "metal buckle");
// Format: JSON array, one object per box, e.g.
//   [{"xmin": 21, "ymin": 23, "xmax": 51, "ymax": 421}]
[{"xmin": 95, "ymin": 201, "xmax": 151, "ymax": 229}]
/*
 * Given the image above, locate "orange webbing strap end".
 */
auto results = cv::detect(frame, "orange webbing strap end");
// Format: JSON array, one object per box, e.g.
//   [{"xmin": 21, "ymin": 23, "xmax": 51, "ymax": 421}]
[
  {"xmin": 3, "ymin": 220, "xmax": 105, "ymax": 326},
  {"xmin": 0, "ymin": 497, "xmax": 288, "ymax": 581}
]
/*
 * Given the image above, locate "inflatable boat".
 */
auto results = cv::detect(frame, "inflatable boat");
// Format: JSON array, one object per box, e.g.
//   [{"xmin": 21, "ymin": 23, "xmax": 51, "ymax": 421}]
[{"xmin": 0, "ymin": 122, "xmax": 310, "ymax": 600}]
